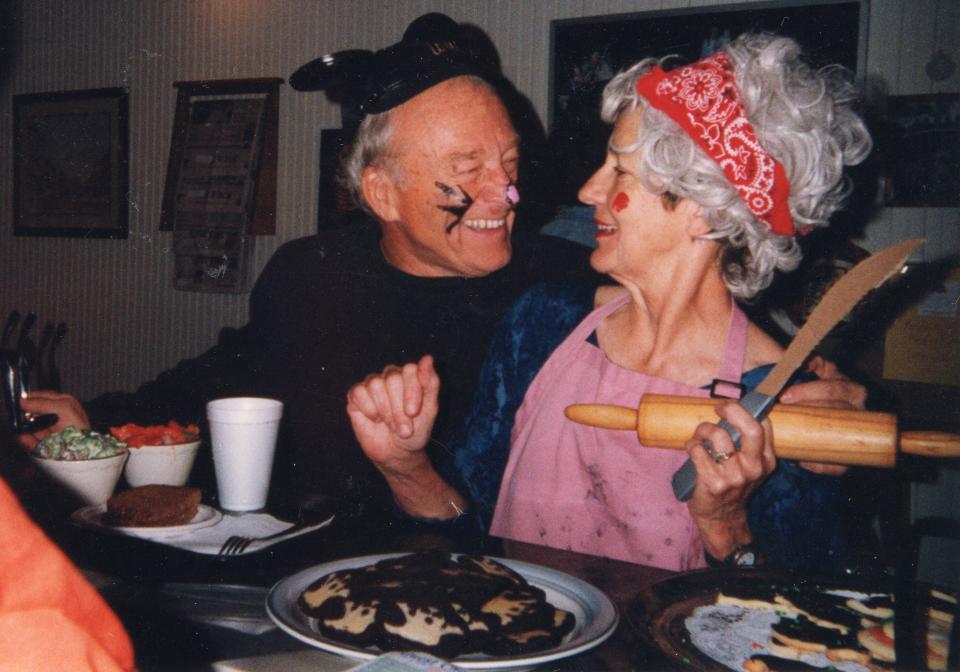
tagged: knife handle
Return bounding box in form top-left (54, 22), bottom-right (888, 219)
top-left (671, 460), bottom-right (698, 502)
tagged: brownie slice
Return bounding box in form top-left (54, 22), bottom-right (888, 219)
top-left (105, 484), bottom-right (201, 527)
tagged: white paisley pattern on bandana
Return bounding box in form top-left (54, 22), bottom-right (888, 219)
top-left (635, 52), bottom-right (795, 237)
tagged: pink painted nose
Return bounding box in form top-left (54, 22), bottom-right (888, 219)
top-left (506, 184), bottom-right (520, 206)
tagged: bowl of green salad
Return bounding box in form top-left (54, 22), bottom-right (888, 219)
top-left (31, 427), bottom-right (129, 506)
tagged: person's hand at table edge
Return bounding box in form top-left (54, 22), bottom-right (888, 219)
top-left (16, 391), bottom-right (90, 451)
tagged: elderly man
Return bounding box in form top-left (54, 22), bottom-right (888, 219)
top-left (17, 16), bottom-right (595, 516)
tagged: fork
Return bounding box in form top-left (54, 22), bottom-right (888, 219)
top-left (217, 522), bottom-right (311, 556)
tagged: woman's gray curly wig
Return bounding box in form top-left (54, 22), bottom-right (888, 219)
top-left (600, 33), bottom-right (872, 298)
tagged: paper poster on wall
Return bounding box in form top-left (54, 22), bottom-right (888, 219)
top-left (160, 78), bottom-right (282, 293)
top-left (883, 267), bottom-right (960, 386)
top-left (171, 95), bottom-right (265, 293)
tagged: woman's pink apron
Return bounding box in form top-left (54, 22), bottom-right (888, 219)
top-left (490, 293), bottom-right (747, 570)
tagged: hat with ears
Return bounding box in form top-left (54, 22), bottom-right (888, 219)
top-left (289, 13), bottom-right (494, 119)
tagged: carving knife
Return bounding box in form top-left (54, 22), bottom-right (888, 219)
top-left (669, 238), bottom-right (922, 502)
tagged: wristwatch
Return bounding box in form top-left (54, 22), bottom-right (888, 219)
top-left (705, 544), bottom-right (761, 568)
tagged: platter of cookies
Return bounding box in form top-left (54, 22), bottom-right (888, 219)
top-left (266, 550), bottom-right (618, 669)
top-left (627, 569), bottom-right (957, 671)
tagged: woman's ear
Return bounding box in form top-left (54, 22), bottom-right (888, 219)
top-left (681, 200), bottom-right (711, 238)
top-left (360, 166), bottom-right (399, 222)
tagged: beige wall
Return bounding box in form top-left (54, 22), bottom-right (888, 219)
top-left (1, 0), bottom-right (958, 400)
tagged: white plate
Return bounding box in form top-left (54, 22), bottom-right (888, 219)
top-left (266, 552), bottom-right (619, 670)
top-left (71, 503), bottom-right (223, 539)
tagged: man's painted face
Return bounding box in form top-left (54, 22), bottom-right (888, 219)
top-left (376, 77), bottom-right (521, 278)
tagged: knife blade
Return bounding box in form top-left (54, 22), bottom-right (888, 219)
top-left (671, 238), bottom-right (922, 502)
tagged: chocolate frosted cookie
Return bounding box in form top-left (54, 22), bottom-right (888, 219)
top-left (846, 594), bottom-right (894, 621)
top-left (297, 552), bottom-right (576, 659)
top-left (743, 654), bottom-right (826, 671)
top-left (717, 583), bottom-right (795, 613)
top-left (297, 568), bottom-right (384, 646)
top-left (483, 607), bottom-right (576, 656)
top-left (457, 554), bottom-right (527, 586)
top-left (769, 614), bottom-right (870, 664)
top-left (774, 591), bottom-right (867, 634)
top-left (379, 599), bottom-right (471, 659)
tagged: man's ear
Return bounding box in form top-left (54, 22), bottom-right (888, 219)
top-left (360, 166), bottom-right (399, 222)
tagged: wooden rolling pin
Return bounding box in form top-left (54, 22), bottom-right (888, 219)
top-left (565, 394), bottom-right (960, 467)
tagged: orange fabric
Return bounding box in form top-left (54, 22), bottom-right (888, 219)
top-left (0, 478), bottom-right (135, 672)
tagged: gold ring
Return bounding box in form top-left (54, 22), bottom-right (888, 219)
top-left (703, 441), bottom-right (729, 464)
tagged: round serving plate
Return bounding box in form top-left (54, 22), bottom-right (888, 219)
top-left (266, 552), bottom-right (619, 670)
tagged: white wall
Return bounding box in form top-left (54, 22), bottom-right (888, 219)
top-left (1, 0), bottom-right (958, 400)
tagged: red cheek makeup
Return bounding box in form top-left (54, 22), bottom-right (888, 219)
top-left (612, 192), bottom-right (630, 212)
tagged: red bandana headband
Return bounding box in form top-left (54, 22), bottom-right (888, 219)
top-left (635, 52), bottom-right (796, 237)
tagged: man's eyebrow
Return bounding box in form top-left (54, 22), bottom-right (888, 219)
top-left (447, 150), bottom-right (482, 163)
top-left (447, 139), bottom-right (522, 163)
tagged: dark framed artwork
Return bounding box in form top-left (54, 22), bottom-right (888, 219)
top-left (882, 94), bottom-right (960, 207)
top-left (548, 0), bottom-right (868, 204)
top-left (13, 87), bottom-right (129, 238)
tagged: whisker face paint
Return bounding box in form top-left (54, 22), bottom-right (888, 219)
top-left (612, 192), bottom-right (630, 213)
top-left (435, 181), bottom-right (474, 233)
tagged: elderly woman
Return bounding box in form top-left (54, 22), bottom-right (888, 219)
top-left (348, 33), bottom-right (871, 571)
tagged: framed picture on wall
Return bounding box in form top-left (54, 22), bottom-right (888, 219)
top-left (882, 93), bottom-right (960, 207)
top-left (159, 78), bottom-right (282, 293)
top-left (13, 87), bottom-right (129, 238)
top-left (548, 0), bottom-right (868, 205)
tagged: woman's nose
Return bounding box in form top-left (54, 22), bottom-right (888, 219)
top-left (578, 168), bottom-right (606, 205)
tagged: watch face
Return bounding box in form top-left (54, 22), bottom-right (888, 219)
top-left (733, 549), bottom-right (757, 567)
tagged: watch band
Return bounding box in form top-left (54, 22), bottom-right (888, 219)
top-left (705, 543), bottom-right (762, 568)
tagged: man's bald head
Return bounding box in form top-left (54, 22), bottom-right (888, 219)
top-left (343, 75), bottom-right (501, 215)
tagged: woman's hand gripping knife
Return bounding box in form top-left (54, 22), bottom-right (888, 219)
top-left (781, 355), bottom-right (868, 475)
top-left (16, 391), bottom-right (90, 451)
top-left (685, 355), bottom-right (867, 563)
top-left (346, 355), bottom-right (468, 520)
top-left (686, 401), bottom-right (776, 564)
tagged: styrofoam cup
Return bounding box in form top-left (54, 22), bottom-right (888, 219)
top-left (206, 397), bottom-right (283, 512)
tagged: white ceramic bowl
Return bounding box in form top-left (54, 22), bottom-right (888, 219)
top-left (31, 453), bottom-right (128, 506)
top-left (123, 440), bottom-right (200, 487)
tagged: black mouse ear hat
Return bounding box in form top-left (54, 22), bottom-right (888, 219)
top-left (289, 13), bottom-right (492, 115)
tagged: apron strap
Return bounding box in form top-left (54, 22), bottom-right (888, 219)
top-left (567, 291), bottom-right (632, 343)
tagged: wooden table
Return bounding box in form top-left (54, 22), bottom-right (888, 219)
top-left (51, 507), bottom-right (681, 671)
